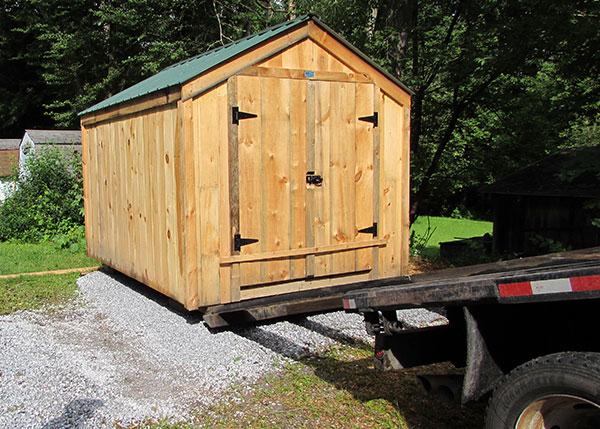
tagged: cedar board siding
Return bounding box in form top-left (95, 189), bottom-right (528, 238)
top-left (83, 104), bottom-right (186, 304)
top-left (82, 26), bottom-right (410, 310)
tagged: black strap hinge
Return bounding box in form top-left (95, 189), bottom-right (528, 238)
top-left (234, 233), bottom-right (259, 251)
top-left (232, 106), bottom-right (257, 125)
top-left (358, 112), bottom-right (378, 127)
top-left (358, 222), bottom-right (378, 237)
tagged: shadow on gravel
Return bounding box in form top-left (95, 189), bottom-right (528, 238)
top-left (98, 267), bottom-right (203, 325)
top-left (289, 316), bottom-right (372, 350)
top-left (42, 398), bottom-right (103, 429)
top-left (234, 326), bottom-right (309, 359)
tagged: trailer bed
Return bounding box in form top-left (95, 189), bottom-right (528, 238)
top-left (343, 247), bottom-right (600, 311)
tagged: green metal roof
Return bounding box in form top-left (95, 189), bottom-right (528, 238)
top-left (80, 14), bottom-right (412, 116)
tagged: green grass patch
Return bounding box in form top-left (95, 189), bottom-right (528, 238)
top-left (0, 241), bottom-right (99, 275)
top-left (411, 216), bottom-right (493, 259)
top-left (137, 345), bottom-right (484, 428)
top-left (0, 272), bottom-right (80, 315)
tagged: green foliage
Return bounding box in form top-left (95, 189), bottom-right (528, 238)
top-left (528, 234), bottom-right (570, 255)
top-left (409, 217), bottom-right (436, 258)
top-left (0, 146), bottom-right (83, 242)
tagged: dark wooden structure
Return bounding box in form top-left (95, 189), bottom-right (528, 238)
top-left (485, 147), bottom-right (600, 255)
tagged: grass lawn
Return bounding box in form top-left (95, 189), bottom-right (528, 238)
top-left (0, 241), bottom-right (99, 276)
top-left (0, 272), bottom-right (80, 315)
top-left (411, 216), bottom-right (493, 260)
top-left (140, 344), bottom-right (484, 428)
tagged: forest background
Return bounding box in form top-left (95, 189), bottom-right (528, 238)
top-left (0, 0), bottom-right (598, 219)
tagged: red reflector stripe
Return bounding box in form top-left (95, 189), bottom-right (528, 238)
top-left (498, 275), bottom-right (600, 297)
top-left (570, 275), bottom-right (600, 292)
top-left (498, 282), bottom-right (533, 297)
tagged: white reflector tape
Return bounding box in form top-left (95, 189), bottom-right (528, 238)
top-left (530, 278), bottom-right (572, 295)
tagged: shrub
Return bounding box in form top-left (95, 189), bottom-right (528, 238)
top-left (0, 145), bottom-right (84, 244)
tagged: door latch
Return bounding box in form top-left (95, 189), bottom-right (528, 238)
top-left (306, 171), bottom-right (323, 186)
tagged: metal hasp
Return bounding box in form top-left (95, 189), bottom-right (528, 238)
top-left (358, 112), bottom-right (378, 127)
top-left (359, 222), bottom-right (378, 237)
top-left (234, 234), bottom-right (258, 251)
top-left (232, 106), bottom-right (257, 125)
top-left (306, 171), bottom-right (323, 186)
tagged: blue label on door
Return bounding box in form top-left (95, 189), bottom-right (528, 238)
top-left (304, 70), bottom-right (315, 78)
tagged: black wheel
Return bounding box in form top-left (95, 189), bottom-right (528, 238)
top-left (485, 352), bottom-right (600, 429)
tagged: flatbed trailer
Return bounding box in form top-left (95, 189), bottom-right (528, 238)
top-left (342, 247), bottom-right (600, 428)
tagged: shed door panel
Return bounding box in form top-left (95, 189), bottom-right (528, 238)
top-left (312, 80), bottom-right (375, 277)
top-left (233, 75), bottom-right (376, 287)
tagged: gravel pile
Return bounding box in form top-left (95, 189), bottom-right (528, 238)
top-left (0, 270), bottom-right (375, 427)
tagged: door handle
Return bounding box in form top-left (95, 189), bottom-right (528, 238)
top-left (306, 171), bottom-right (323, 186)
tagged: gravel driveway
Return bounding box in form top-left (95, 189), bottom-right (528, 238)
top-left (0, 270), bottom-right (375, 427)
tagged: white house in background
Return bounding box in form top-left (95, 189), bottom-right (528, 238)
top-left (19, 129), bottom-right (82, 176)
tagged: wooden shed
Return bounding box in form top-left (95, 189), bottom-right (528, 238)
top-left (79, 15), bottom-right (412, 311)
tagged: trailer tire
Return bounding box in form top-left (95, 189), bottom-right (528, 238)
top-left (485, 352), bottom-right (600, 429)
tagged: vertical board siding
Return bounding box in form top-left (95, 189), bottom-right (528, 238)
top-left (259, 39), bottom-right (353, 74)
top-left (83, 104), bottom-right (185, 302)
top-left (192, 84), bottom-right (227, 306)
top-left (313, 81), bottom-right (332, 276)
top-left (237, 75), bottom-right (264, 286)
top-left (329, 82), bottom-right (357, 275)
top-left (262, 76), bottom-right (292, 283)
top-left (289, 79), bottom-right (308, 279)
top-left (355, 83), bottom-right (375, 272)
top-left (180, 99), bottom-right (199, 309)
top-left (379, 94), bottom-right (404, 277)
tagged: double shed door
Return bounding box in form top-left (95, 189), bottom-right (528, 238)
top-left (229, 73), bottom-right (381, 287)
